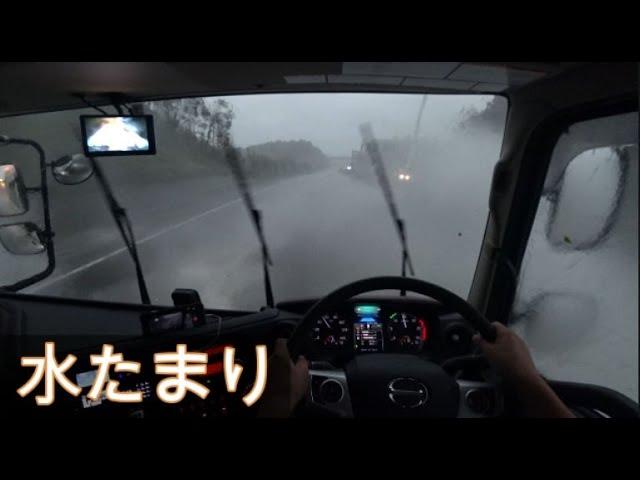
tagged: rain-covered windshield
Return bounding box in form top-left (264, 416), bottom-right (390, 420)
top-left (0, 93), bottom-right (507, 309)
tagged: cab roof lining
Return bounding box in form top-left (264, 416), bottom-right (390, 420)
top-left (0, 61), bottom-right (590, 118)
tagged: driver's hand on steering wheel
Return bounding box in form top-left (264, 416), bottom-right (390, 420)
top-left (472, 322), bottom-right (538, 384)
top-left (473, 322), bottom-right (575, 418)
top-left (258, 338), bottom-right (309, 418)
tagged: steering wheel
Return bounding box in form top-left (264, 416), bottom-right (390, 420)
top-left (288, 276), bottom-right (502, 418)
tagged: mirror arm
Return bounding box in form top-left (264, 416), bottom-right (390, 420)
top-left (0, 137), bottom-right (56, 291)
top-left (73, 93), bottom-right (109, 115)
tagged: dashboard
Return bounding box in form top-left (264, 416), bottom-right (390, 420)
top-left (5, 293), bottom-right (636, 419)
top-left (5, 296), bottom-right (477, 418)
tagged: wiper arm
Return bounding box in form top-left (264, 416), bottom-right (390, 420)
top-left (223, 145), bottom-right (275, 308)
top-left (90, 157), bottom-right (151, 305)
top-left (359, 123), bottom-right (415, 281)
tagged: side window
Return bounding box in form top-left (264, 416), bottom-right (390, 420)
top-left (512, 111), bottom-right (638, 400)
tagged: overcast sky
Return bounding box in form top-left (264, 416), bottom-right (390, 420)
top-left (206, 93), bottom-right (493, 157)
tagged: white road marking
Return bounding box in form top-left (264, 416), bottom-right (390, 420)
top-left (28, 184), bottom-right (277, 292)
top-left (27, 171), bottom-right (336, 293)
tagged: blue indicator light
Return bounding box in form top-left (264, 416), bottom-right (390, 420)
top-left (355, 305), bottom-right (380, 315)
top-left (360, 317), bottom-right (376, 323)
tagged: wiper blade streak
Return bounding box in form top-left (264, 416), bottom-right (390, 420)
top-left (359, 123), bottom-right (415, 279)
top-left (91, 158), bottom-right (151, 305)
top-left (223, 145), bottom-right (275, 308)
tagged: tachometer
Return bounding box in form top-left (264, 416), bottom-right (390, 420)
top-left (387, 312), bottom-right (428, 351)
top-left (312, 313), bottom-right (349, 348)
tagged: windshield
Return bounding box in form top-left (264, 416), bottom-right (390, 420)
top-left (0, 93), bottom-right (507, 309)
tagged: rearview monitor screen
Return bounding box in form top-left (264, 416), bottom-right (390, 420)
top-left (81, 115), bottom-right (156, 156)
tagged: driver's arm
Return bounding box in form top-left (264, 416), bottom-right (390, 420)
top-left (473, 323), bottom-right (575, 418)
top-left (257, 338), bottom-right (309, 418)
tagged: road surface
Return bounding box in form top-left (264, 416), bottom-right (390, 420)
top-left (24, 160), bottom-right (492, 311)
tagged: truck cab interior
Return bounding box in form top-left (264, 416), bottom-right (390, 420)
top-left (0, 62), bottom-right (637, 419)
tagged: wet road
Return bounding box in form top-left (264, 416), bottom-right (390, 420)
top-left (24, 159), bottom-right (492, 311)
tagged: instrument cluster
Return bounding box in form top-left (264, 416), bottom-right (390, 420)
top-left (311, 303), bottom-right (432, 355)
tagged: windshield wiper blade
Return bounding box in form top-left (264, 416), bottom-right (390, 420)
top-left (359, 123), bottom-right (415, 282)
top-left (223, 145), bottom-right (275, 308)
top-left (90, 157), bottom-right (151, 305)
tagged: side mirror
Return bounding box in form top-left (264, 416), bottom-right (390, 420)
top-left (51, 154), bottom-right (94, 185)
top-left (0, 164), bottom-right (29, 216)
top-left (0, 137), bottom-right (55, 291)
top-left (546, 146), bottom-right (628, 250)
top-left (0, 222), bottom-right (46, 255)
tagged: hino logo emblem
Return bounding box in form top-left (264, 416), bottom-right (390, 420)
top-left (387, 378), bottom-right (429, 408)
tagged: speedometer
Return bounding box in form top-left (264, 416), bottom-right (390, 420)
top-left (312, 313), bottom-right (349, 348)
top-left (386, 312), bottom-right (428, 351)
